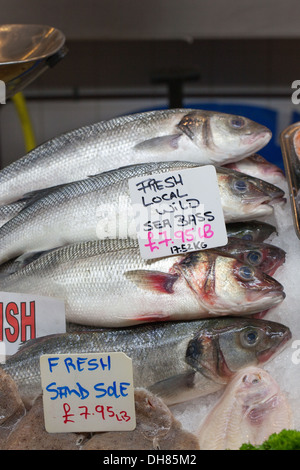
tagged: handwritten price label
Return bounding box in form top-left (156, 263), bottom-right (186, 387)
top-left (40, 353), bottom-right (136, 433)
top-left (128, 165), bottom-right (228, 259)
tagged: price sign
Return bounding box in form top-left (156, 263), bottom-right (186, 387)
top-left (0, 292), bottom-right (66, 359)
top-left (40, 352), bottom-right (136, 433)
top-left (128, 165), bottom-right (228, 259)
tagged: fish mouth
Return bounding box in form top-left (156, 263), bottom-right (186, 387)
top-left (250, 178), bottom-right (285, 202)
top-left (242, 194), bottom-right (285, 218)
top-left (269, 195), bottom-right (287, 206)
top-left (239, 199), bottom-right (274, 219)
top-left (246, 289), bottom-right (285, 310)
top-left (264, 261), bottom-right (285, 277)
top-left (242, 195), bottom-right (272, 206)
top-left (242, 130), bottom-right (272, 147)
top-left (272, 169), bottom-right (285, 178)
top-left (257, 327), bottom-right (292, 364)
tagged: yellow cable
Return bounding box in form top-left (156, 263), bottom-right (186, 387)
top-left (12, 92), bottom-right (36, 152)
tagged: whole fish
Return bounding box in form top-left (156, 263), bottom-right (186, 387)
top-left (0, 239), bottom-right (285, 327)
top-left (0, 109), bottom-right (271, 205)
top-left (0, 161), bottom-right (284, 264)
top-left (215, 237), bottom-right (285, 276)
top-left (0, 235), bottom-right (285, 279)
top-left (1, 318), bottom-right (291, 407)
top-left (197, 367), bottom-right (293, 450)
top-left (224, 154), bottom-right (285, 185)
top-left (226, 220), bottom-right (277, 242)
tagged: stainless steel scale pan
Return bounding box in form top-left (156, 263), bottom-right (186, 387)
top-left (0, 24), bottom-right (66, 99)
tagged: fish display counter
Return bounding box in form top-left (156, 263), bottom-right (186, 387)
top-left (0, 108), bottom-right (299, 451)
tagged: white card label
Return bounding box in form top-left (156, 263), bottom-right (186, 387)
top-left (128, 165), bottom-right (228, 259)
top-left (0, 292), bottom-right (66, 359)
top-left (40, 352), bottom-right (136, 433)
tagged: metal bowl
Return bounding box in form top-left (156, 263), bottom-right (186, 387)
top-left (0, 24), bottom-right (67, 99)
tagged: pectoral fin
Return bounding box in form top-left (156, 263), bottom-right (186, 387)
top-left (124, 270), bottom-right (179, 294)
top-left (134, 134), bottom-right (182, 152)
top-left (149, 372), bottom-right (197, 405)
top-left (149, 371), bottom-right (224, 405)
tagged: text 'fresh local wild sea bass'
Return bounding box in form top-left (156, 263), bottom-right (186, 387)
top-left (0, 239), bottom-right (285, 327)
top-left (1, 317), bottom-right (291, 407)
top-left (0, 161), bottom-right (285, 264)
top-left (0, 109), bottom-right (271, 204)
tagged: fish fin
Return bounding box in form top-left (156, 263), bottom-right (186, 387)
top-left (149, 372), bottom-right (197, 405)
top-left (134, 312), bottom-right (171, 322)
top-left (15, 184), bottom-right (68, 210)
top-left (124, 270), bottom-right (179, 294)
top-left (14, 249), bottom-right (58, 268)
top-left (252, 309), bottom-right (269, 319)
top-left (134, 134), bottom-right (182, 152)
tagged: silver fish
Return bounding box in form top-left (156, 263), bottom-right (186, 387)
top-left (0, 109), bottom-right (271, 205)
top-left (0, 161), bottom-right (284, 264)
top-left (1, 317), bottom-right (291, 407)
top-left (0, 235), bottom-right (285, 280)
top-left (0, 239), bottom-right (285, 327)
top-left (197, 366), bottom-right (293, 450)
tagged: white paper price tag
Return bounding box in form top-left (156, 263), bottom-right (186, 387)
top-left (40, 352), bottom-right (136, 433)
top-left (128, 165), bottom-right (228, 259)
top-left (0, 291), bottom-right (66, 359)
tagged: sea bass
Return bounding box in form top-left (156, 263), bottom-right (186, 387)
top-left (0, 161), bottom-right (285, 264)
top-left (224, 154), bottom-right (285, 185)
top-left (197, 367), bottom-right (293, 450)
top-left (0, 109), bottom-right (271, 205)
top-left (1, 318), bottom-right (291, 406)
top-left (0, 235), bottom-right (285, 279)
top-left (0, 239), bottom-right (285, 327)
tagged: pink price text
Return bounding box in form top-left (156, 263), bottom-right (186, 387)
top-left (144, 224), bottom-right (214, 253)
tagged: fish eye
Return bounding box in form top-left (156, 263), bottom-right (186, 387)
top-left (251, 378), bottom-right (260, 384)
top-left (233, 179), bottom-right (248, 193)
top-left (240, 329), bottom-right (259, 348)
top-left (238, 265), bottom-right (255, 281)
top-left (241, 234), bottom-right (253, 241)
top-left (242, 374), bottom-right (260, 384)
top-left (247, 250), bottom-right (263, 266)
top-left (230, 117), bottom-right (246, 129)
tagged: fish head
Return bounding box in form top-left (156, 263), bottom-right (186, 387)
top-left (224, 154), bottom-right (285, 184)
top-left (231, 367), bottom-right (280, 408)
top-left (185, 317), bottom-right (291, 383)
top-left (217, 167), bottom-right (285, 221)
top-left (225, 238), bottom-right (286, 276)
top-left (177, 111), bottom-right (271, 163)
top-left (173, 252), bottom-right (285, 315)
top-left (243, 154), bottom-right (285, 182)
top-left (243, 243), bottom-right (286, 276)
top-left (229, 258), bottom-right (285, 313)
top-left (226, 221), bottom-right (277, 242)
